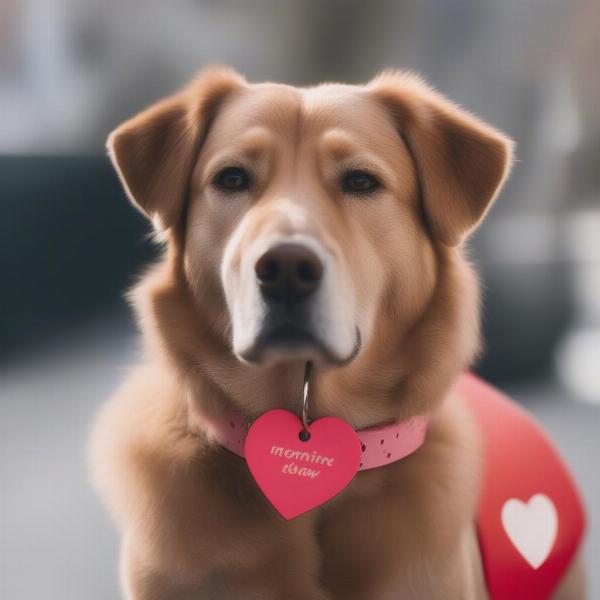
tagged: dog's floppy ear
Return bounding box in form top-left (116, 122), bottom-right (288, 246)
top-left (369, 71), bottom-right (513, 246)
top-left (107, 66), bottom-right (245, 230)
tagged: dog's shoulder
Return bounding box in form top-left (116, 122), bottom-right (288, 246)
top-left (89, 364), bottom-right (200, 526)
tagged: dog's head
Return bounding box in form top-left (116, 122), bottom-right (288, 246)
top-left (108, 67), bottom-right (512, 375)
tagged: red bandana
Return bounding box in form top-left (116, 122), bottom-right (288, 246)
top-left (458, 373), bottom-right (586, 600)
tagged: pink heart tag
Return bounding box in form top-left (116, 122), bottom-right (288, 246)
top-left (244, 409), bottom-right (361, 520)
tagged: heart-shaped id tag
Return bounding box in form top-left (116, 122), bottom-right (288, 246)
top-left (244, 409), bottom-right (361, 519)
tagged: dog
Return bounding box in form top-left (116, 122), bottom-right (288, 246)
top-left (90, 66), bottom-right (586, 599)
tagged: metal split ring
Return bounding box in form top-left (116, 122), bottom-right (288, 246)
top-left (300, 361), bottom-right (313, 437)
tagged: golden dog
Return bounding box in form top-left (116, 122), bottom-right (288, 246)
top-left (90, 67), bottom-right (585, 599)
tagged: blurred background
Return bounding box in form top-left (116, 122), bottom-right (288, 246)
top-left (1, 0), bottom-right (599, 598)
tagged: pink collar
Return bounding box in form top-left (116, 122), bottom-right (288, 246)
top-left (208, 408), bottom-right (429, 471)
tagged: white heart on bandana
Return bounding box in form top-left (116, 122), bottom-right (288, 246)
top-left (501, 494), bottom-right (558, 569)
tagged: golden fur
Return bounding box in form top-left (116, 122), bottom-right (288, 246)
top-left (90, 67), bottom-right (584, 599)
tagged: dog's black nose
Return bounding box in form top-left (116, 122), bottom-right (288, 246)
top-left (255, 243), bottom-right (323, 304)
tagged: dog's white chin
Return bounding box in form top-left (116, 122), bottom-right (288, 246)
top-left (236, 343), bottom-right (328, 368)
top-left (234, 327), bottom-right (361, 368)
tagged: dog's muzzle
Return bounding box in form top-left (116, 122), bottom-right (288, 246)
top-left (244, 242), bottom-right (325, 360)
top-left (223, 229), bottom-right (361, 366)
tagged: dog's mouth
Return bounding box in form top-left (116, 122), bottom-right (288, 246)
top-left (239, 318), bottom-right (362, 367)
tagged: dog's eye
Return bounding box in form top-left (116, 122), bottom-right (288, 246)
top-left (213, 167), bottom-right (251, 192)
top-left (342, 170), bottom-right (380, 195)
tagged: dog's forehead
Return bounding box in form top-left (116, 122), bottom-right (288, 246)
top-left (206, 81), bottom-right (399, 148)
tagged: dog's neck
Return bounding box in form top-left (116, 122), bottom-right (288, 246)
top-left (134, 242), bottom-right (480, 434)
